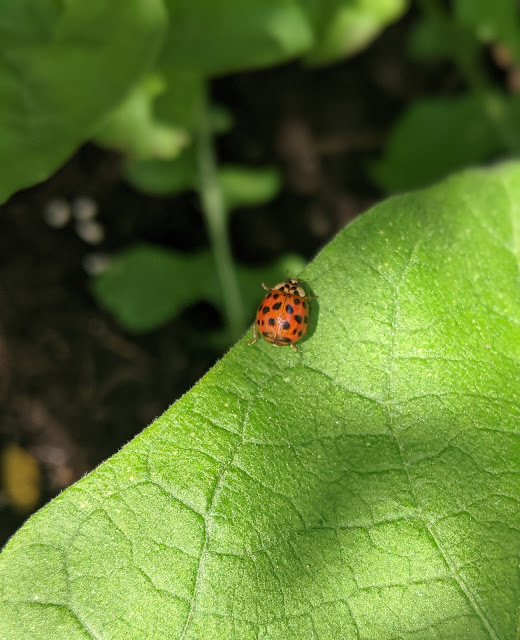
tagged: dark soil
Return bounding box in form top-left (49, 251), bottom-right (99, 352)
top-left (0, 18), bottom-right (446, 545)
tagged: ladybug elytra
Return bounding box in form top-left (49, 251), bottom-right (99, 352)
top-left (248, 279), bottom-right (314, 352)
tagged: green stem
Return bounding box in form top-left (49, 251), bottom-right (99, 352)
top-left (196, 85), bottom-right (245, 342)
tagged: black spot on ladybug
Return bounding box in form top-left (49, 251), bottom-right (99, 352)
top-left (295, 315), bottom-right (302, 324)
top-left (282, 321), bottom-right (290, 330)
top-left (261, 320), bottom-right (265, 326)
top-left (272, 302), bottom-right (282, 310)
top-left (265, 292), bottom-right (271, 298)
top-left (258, 303), bottom-right (263, 311)
top-left (263, 306), bottom-right (270, 314)
top-left (268, 318), bottom-right (276, 326)
top-left (292, 329), bottom-right (297, 335)
top-left (273, 293), bottom-right (279, 299)
top-left (298, 330), bottom-right (303, 337)
top-left (257, 319), bottom-right (260, 325)
top-left (302, 301), bottom-right (307, 308)
top-left (262, 331), bottom-right (269, 338)
top-left (294, 298), bottom-right (300, 304)
top-left (286, 304), bottom-right (294, 314)
top-left (304, 316), bottom-right (308, 323)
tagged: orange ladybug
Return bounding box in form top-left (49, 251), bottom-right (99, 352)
top-left (248, 279), bottom-right (313, 352)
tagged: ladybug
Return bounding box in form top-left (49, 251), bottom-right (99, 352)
top-left (249, 279), bottom-right (314, 352)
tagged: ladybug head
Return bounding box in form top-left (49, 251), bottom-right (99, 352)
top-left (273, 279), bottom-right (306, 297)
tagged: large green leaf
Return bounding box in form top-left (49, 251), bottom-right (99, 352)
top-left (2, 163), bottom-right (520, 639)
top-left (0, 0), bottom-right (166, 203)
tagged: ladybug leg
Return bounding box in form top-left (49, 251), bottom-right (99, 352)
top-left (248, 323), bottom-right (259, 346)
top-left (290, 343), bottom-right (298, 353)
top-left (261, 282), bottom-right (271, 291)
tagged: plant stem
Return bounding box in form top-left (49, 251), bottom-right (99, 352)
top-left (196, 84), bottom-right (245, 342)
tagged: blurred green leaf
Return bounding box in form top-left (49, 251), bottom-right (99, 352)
top-left (0, 0), bottom-right (411, 203)
top-left (91, 243), bottom-right (305, 333)
top-left (91, 245), bottom-right (215, 333)
top-left (94, 74), bottom-right (189, 160)
top-left (153, 67), bottom-right (205, 132)
top-left (371, 93), bottom-right (520, 191)
top-left (0, 0), bottom-right (166, 203)
top-left (219, 165), bottom-right (282, 210)
top-left (302, 0), bottom-right (409, 64)
top-left (407, 13), bottom-right (478, 63)
top-left (160, 0), bottom-right (313, 76)
top-left (455, 0), bottom-right (520, 62)
top-left (122, 105), bottom-right (234, 196)
top-left (123, 146), bottom-right (199, 195)
top-left (3, 163), bottom-right (520, 638)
